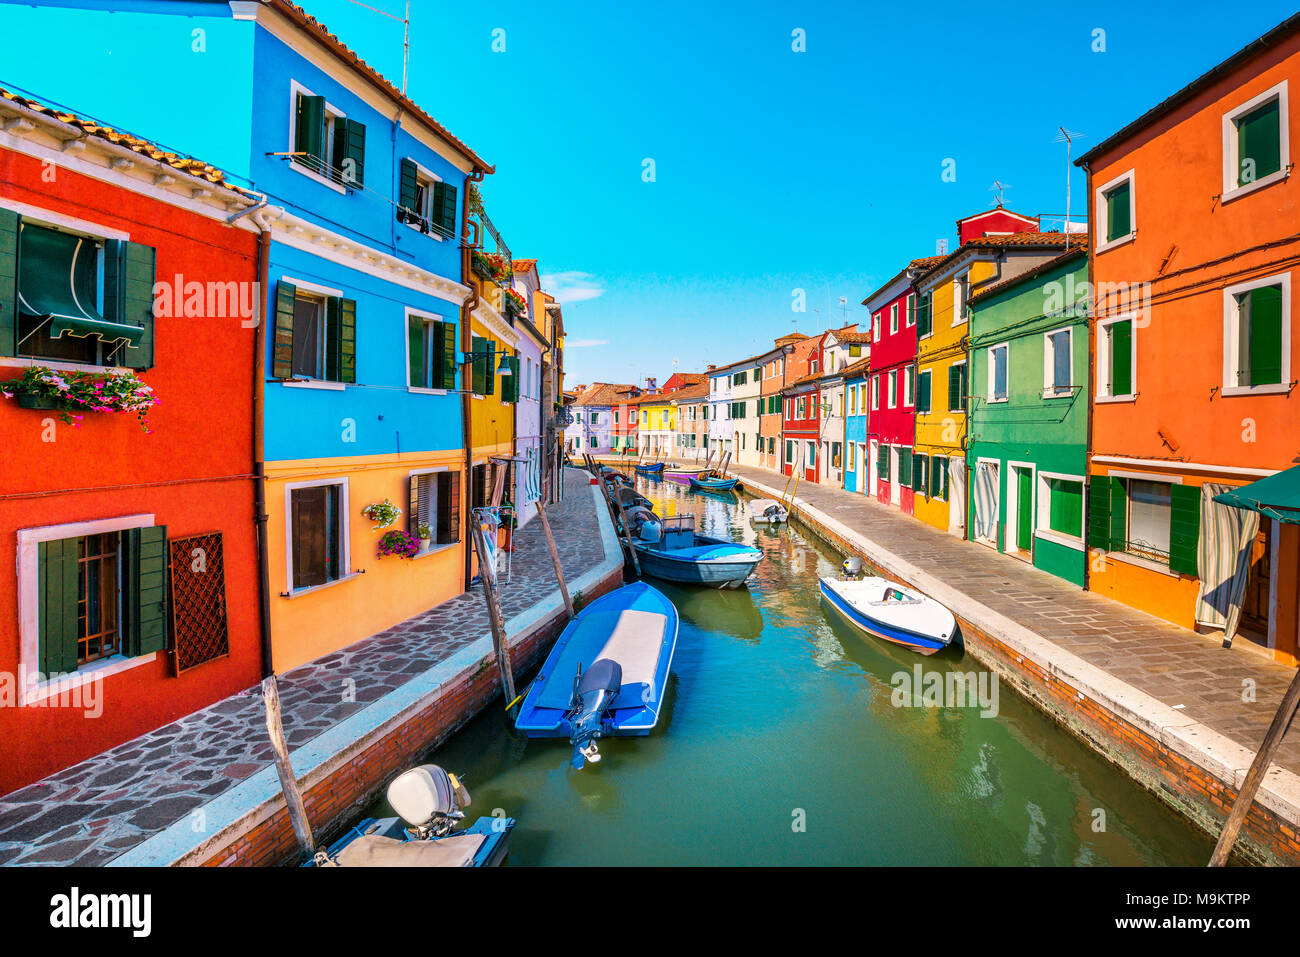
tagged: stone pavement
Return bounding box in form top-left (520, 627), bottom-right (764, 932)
top-left (723, 461), bottom-right (1300, 776)
top-left (0, 470), bottom-right (606, 866)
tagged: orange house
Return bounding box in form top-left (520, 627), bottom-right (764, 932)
top-left (1078, 13), bottom-right (1300, 664)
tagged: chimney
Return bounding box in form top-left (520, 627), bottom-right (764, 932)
top-left (645, 377), bottom-right (657, 391)
top-left (706, 364), bottom-right (716, 371)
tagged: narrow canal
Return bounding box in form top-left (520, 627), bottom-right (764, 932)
top-left (367, 473), bottom-right (1215, 865)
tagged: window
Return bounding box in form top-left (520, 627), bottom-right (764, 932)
top-left (408, 313), bottom-right (457, 390)
top-left (849, 386), bottom-right (857, 415)
top-left (410, 470), bottom-right (461, 550)
top-left (1038, 475), bottom-right (1084, 544)
top-left (797, 396), bottom-right (806, 419)
top-left (913, 452), bottom-right (928, 495)
top-left (904, 364), bottom-right (915, 407)
top-left (987, 344), bottom-right (1008, 402)
top-left (1224, 274), bottom-right (1289, 394)
top-left (273, 280), bottom-right (356, 383)
top-left (890, 303), bottom-right (899, 334)
top-left (876, 443), bottom-right (890, 481)
top-left (1097, 316), bottom-right (1135, 400)
top-left (906, 293), bottom-right (917, 327)
top-left (1044, 328), bottom-right (1072, 397)
top-left (1126, 479), bottom-right (1172, 563)
top-left (6, 214), bottom-right (157, 368)
top-left (871, 375), bottom-right (879, 410)
top-left (1223, 81), bottom-right (1288, 201)
top-left (1095, 169), bottom-right (1135, 251)
top-left (469, 334), bottom-right (498, 396)
top-left (873, 312), bottom-right (881, 342)
top-left (293, 86), bottom-right (365, 189)
top-left (831, 442), bottom-right (842, 469)
top-left (886, 370), bottom-right (896, 408)
top-left (810, 357), bottom-right (819, 375)
top-left (290, 481), bottom-right (346, 590)
top-left (953, 274), bottom-right (969, 326)
top-left (589, 436), bottom-right (597, 448)
top-left (932, 458), bottom-right (948, 501)
top-left (590, 412), bottom-right (600, 425)
top-left (806, 442), bottom-right (816, 467)
top-left (898, 447), bottom-right (912, 488)
top-left (733, 370), bottom-right (747, 386)
top-left (917, 369), bottom-right (932, 414)
top-left (786, 440), bottom-right (795, 464)
top-left (917, 291), bottom-right (932, 337)
top-left (399, 159), bottom-right (456, 236)
top-left (947, 361), bottom-right (966, 412)
top-left (848, 442), bottom-right (855, 472)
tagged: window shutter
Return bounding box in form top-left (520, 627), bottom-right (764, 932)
top-left (899, 448), bottom-right (912, 485)
top-left (0, 208), bottom-right (18, 356)
top-left (125, 525), bottom-right (169, 656)
top-left (918, 372), bottom-right (931, 413)
top-left (471, 335), bottom-right (486, 394)
top-left (1110, 321), bottom-right (1132, 395)
top-left (338, 297), bottom-right (356, 383)
top-left (947, 364), bottom-right (961, 411)
top-left (1169, 484), bottom-right (1201, 576)
top-left (438, 472), bottom-right (460, 544)
top-left (409, 314), bottom-right (426, 388)
top-left (1106, 182), bottom-right (1131, 243)
top-left (1238, 99), bottom-right (1281, 184)
top-left (1087, 477), bottom-right (1122, 551)
top-left (1247, 285), bottom-right (1283, 386)
top-left (272, 281), bottom-right (297, 379)
top-left (485, 339), bottom-right (496, 396)
top-left (38, 538), bottom-right (80, 675)
top-left (336, 118), bottom-right (366, 187)
top-left (918, 293), bottom-right (931, 336)
top-left (409, 472), bottom-right (422, 537)
top-left (104, 240), bottom-right (157, 369)
top-left (432, 181), bottom-right (458, 238)
top-left (296, 94), bottom-right (326, 166)
top-left (398, 158), bottom-right (419, 223)
top-left (441, 320), bottom-right (457, 391)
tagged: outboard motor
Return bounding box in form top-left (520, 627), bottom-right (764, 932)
top-left (842, 556), bottom-right (863, 579)
top-left (567, 658), bottom-right (623, 770)
top-left (637, 519), bottom-right (662, 544)
top-left (386, 764), bottom-right (471, 838)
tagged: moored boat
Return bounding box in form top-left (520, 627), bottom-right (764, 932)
top-left (633, 514), bottom-right (763, 588)
top-left (749, 498), bottom-right (788, 524)
top-left (688, 475), bottom-right (740, 492)
top-left (662, 466), bottom-right (712, 484)
top-left (818, 573), bottom-right (957, 655)
top-left (515, 581), bottom-right (679, 769)
top-left (634, 462), bottom-right (665, 474)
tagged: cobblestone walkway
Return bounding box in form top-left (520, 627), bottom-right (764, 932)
top-left (726, 462), bottom-right (1300, 775)
top-left (0, 470), bottom-right (606, 866)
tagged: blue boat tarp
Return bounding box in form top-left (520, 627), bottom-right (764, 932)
top-left (641, 542), bottom-right (758, 562)
top-left (533, 607), bottom-right (669, 711)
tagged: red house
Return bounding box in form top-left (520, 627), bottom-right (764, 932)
top-left (0, 89), bottom-right (263, 795)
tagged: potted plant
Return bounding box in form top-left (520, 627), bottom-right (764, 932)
top-left (503, 286), bottom-right (527, 318)
top-left (2, 365), bottom-right (159, 431)
top-left (361, 498), bottom-right (402, 530)
top-left (378, 529), bottom-right (421, 559)
top-left (472, 251), bottom-right (510, 283)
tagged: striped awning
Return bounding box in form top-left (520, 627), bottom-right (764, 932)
top-left (1213, 466), bottom-right (1300, 525)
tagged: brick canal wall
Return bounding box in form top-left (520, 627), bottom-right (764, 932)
top-left (737, 477), bottom-right (1300, 866)
top-left (202, 562), bottom-right (623, 867)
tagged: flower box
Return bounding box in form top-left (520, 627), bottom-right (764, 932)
top-left (3, 366), bottom-right (158, 430)
top-left (16, 394), bottom-right (73, 411)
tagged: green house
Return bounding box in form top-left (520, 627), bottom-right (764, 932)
top-left (966, 247), bottom-right (1089, 587)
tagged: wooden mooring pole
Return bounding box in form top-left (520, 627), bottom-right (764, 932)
top-left (535, 502), bottom-right (574, 619)
top-left (262, 674), bottom-right (316, 861)
top-left (1209, 667), bottom-right (1300, 865)
top-left (470, 517), bottom-right (518, 706)
top-left (596, 470), bottom-right (641, 577)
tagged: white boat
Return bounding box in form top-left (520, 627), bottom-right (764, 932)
top-left (818, 575), bottom-right (957, 655)
top-left (750, 498), bottom-right (788, 524)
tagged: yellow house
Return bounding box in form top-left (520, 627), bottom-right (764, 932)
top-left (638, 395), bottom-right (676, 457)
top-left (913, 224), bottom-right (1073, 537)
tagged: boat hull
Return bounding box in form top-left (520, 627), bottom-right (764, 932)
top-left (308, 815), bottom-right (513, 867)
top-left (662, 468), bottom-right (712, 484)
top-left (818, 577), bottom-right (955, 655)
top-left (634, 463), bottom-right (665, 474)
top-left (634, 534), bottom-right (763, 588)
top-left (688, 476), bottom-right (739, 492)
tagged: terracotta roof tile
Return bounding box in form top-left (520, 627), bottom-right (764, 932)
top-left (915, 232), bottom-right (1078, 284)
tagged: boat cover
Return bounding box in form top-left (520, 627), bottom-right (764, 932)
top-left (535, 608), bottom-right (668, 711)
top-left (642, 542), bottom-right (758, 562)
top-left (334, 832), bottom-right (485, 867)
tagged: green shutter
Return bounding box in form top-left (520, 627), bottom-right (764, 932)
top-left (272, 281), bottom-right (296, 379)
top-left (38, 538), bottom-right (80, 675)
top-left (399, 158), bottom-right (419, 223)
top-left (918, 371), bottom-right (931, 413)
top-left (295, 94), bottom-right (326, 166)
top-left (899, 448), bottom-right (912, 487)
top-left (1109, 320), bottom-right (1132, 396)
top-left (947, 364), bottom-right (962, 411)
top-left (1049, 479), bottom-right (1083, 537)
top-left (408, 472), bottom-right (422, 537)
top-left (917, 292), bottom-right (931, 337)
top-left (1238, 99), bottom-right (1281, 185)
top-left (336, 118), bottom-right (366, 187)
top-left (485, 339), bottom-right (496, 396)
top-left (1169, 484), bottom-right (1202, 576)
top-left (471, 334), bottom-right (486, 394)
top-left (1106, 181), bottom-right (1131, 243)
top-left (503, 355), bottom-right (519, 403)
top-left (409, 314), bottom-right (426, 388)
top-left (1088, 477), bottom-right (1117, 551)
top-left (0, 208), bottom-right (18, 356)
top-left (432, 181), bottom-right (458, 238)
top-left (440, 320), bottom-right (457, 391)
top-left (125, 525), bottom-right (169, 656)
top-left (338, 297), bottom-right (356, 383)
top-left (1246, 285), bottom-right (1283, 386)
top-left (105, 240), bottom-right (157, 369)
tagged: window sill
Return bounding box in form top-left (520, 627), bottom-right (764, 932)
top-left (408, 387), bottom-right (450, 396)
top-left (1221, 383), bottom-right (1290, 397)
top-left (289, 159), bottom-right (347, 195)
top-left (413, 541), bottom-right (458, 560)
top-left (20, 651), bottom-right (158, 707)
top-left (1041, 388), bottom-right (1074, 400)
top-left (1035, 529), bottom-right (1084, 552)
top-left (1094, 231), bottom-right (1136, 255)
top-left (403, 221), bottom-right (446, 242)
top-left (1101, 550), bottom-right (1181, 578)
top-left (987, 397), bottom-right (1008, 404)
top-left (282, 570), bottom-right (364, 599)
top-left (1094, 393), bottom-right (1136, 404)
top-left (1220, 170), bottom-right (1287, 205)
top-left (281, 379), bottom-right (346, 391)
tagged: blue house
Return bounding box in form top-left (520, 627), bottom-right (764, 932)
top-left (1, 0), bottom-right (498, 669)
top-left (842, 357), bottom-right (870, 494)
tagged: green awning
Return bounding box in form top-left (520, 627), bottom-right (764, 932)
top-left (1214, 465), bottom-right (1300, 525)
top-left (18, 223), bottom-right (141, 344)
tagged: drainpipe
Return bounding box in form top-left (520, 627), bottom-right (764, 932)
top-left (1081, 160), bottom-right (1095, 593)
top-left (461, 171), bottom-right (484, 590)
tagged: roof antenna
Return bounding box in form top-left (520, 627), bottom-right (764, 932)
top-left (1053, 127), bottom-right (1086, 241)
top-left (989, 180), bottom-right (1010, 208)
top-left (347, 0), bottom-right (411, 95)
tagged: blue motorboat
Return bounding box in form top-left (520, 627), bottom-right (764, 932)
top-left (633, 514), bottom-right (763, 588)
top-left (688, 475), bottom-right (740, 492)
top-left (515, 581), bottom-right (679, 769)
top-left (309, 764), bottom-right (513, 867)
top-left (634, 462), bottom-right (665, 475)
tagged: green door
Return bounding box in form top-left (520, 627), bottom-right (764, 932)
top-left (1016, 468), bottom-right (1033, 553)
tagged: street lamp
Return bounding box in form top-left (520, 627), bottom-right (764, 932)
top-left (461, 350), bottom-right (514, 375)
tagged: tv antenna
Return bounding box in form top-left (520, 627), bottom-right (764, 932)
top-left (989, 180), bottom-right (1011, 207)
top-left (1053, 127), bottom-right (1086, 241)
top-left (347, 0), bottom-right (411, 95)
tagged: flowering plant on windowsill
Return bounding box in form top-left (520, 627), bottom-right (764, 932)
top-left (472, 250), bottom-right (510, 283)
top-left (1, 366), bottom-right (159, 431)
top-left (378, 529), bottom-right (421, 559)
top-left (503, 286), bottom-right (527, 316)
top-left (361, 498), bottom-right (402, 530)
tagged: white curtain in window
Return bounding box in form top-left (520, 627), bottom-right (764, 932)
top-left (973, 462), bottom-right (999, 542)
top-left (1194, 482), bottom-right (1260, 642)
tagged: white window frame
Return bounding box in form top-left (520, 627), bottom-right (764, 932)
top-left (404, 306), bottom-right (454, 395)
top-left (903, 363), bottom-right (914, 407)
top-left (288, 79), bottom-right (347, 195)
top-left (1036, 470), bottom-right (1087, 552)
top-left (403, 158), bottom-right (447, 243)
top-left (1221, 80), bottom-right (1289, 204)
top-left (890, 303), bottom-right (899, 334)
top-left (986, 342), bottom-right (1009, 403)
top-left (279, 275), bottom-right (347, 391)
top-left (284, 477), bottom-right (353, 597)
top-left (16, 513), bottom-right (159, 707)
top-left (1042, 325), bottom-right (1074, 398)
top-left (952, 273), bottom-right (969, 327)
top-left (1222, 271), bottom-right (1291, 397)
top-left (1094, 168), bottom-right (1136, 254)
top-left (873, 312), bottom-right (882, 342)
top-left (871, 375), bottom-right (880, 410)
top-left (905, 292), bottom-right (917, 328)
top-left (1096, 313), bottom-right (1137, 403)
top-left (886, 370), bottom-right (896, 409)
top-left (1005, 459), bottom-right (1037, 558)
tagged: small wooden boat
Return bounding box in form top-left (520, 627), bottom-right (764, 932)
top-left (749, 498), bottom-right (788, 524)
top-left (818, 574), bottom-right (957, 655)
top-left (634, 462), bottom-right (665, 475)
top-left (309, 764), bottom-right (512, 867)
top-left (662, 466), bottom-right (712, 484)
top-left (688, 475), bottom-right (739, 492)
top-left (633, 514), bottom-right (763, 588)
top-left (515, 581), bottom-right (679, 769)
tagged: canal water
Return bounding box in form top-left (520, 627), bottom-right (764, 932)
top-left (364, 473), bottom-right (1215, 865)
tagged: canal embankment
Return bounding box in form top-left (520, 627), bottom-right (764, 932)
top-left (604, 457), bottom-right (1300, 865)
top-left (0, 468), bottom-right (622, 867)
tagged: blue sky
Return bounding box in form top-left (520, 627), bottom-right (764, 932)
top-left (3, 0), bottom-right (1297, 389)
